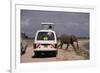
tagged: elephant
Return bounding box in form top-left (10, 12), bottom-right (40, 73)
top-left (57, 34), bottom-right (79, 52)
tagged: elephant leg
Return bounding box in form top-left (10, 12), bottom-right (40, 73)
top-left (66, 44), bottom-right (69, 50)
top-left (71, 43), bottom-right (77, 52)
top-left (57, 43), bottom-right (63, 49)
top-left (76, 41), bottom-right (80, 51)
top-left (75, 41), bottom-right (80, 54)
top-left (60, 43), bottom-right (63, 49)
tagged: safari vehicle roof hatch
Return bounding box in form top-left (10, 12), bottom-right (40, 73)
top-left (41, 22), bottom-right (55, 30)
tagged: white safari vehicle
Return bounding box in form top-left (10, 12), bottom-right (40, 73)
top-left (32, 23), bottom-right (57, 57)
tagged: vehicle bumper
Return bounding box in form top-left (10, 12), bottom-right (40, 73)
top-left (32, 49), bottom-right (57, 57)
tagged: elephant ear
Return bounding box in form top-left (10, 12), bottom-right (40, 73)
top-left (71, 35), bottom-right (78, 42)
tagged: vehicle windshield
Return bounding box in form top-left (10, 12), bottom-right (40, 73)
top-left (37, 32), bottom-right (55, 40)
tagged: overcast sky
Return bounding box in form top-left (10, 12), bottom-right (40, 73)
top-left (21, 10), bottom-right (89, 38)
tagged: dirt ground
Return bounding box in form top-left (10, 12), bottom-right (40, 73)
top-left (21, 39), bottom-right (89, 63)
